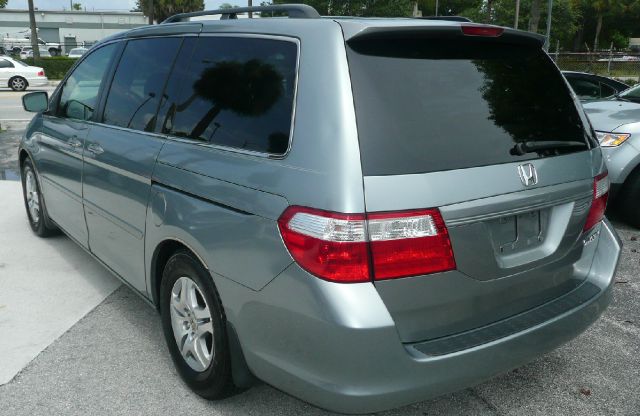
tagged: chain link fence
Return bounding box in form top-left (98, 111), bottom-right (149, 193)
top-left (552, 52), bottom-right (640, 84)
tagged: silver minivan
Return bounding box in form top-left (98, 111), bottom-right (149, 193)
top-left (19, 5), bottom-right (621, 414)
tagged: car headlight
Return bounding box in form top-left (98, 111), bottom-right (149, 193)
top-left (596, 131), bottom-right (631, 147)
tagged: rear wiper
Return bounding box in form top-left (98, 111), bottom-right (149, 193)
top-left (510, 141), bottom-right (588, 156)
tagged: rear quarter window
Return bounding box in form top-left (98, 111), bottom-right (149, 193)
top-left (157, 36), bottom-right (298, 155)
top-left (347, 38), bottom-right (590, 176)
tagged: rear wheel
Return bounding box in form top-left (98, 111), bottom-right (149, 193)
top-left (21, 159), bottom-right (58, 237)
top-left (160, 250), bottom-right (235, 399)
top-left (9, 76), bottom-right (27, 91)
top-left (619, 170), bottom-right (640, 228)
top-left (48, 48), bottom-right (60, 57)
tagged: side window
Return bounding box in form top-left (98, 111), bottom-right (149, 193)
top-left (0, 59), bottom-right (14, 68)
top-left (158, 36), bottom-right (298, 155)
top-left (568, 78), bottom-right (600, 99)
top-left (102, 37), bottom-right (181, 131)
top-left (599, 82), bottom-right (615, 98)
top-left (58, 43), bottom-right (117, 121)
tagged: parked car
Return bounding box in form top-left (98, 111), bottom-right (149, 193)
top-left (19, 5), bottom-right (621, 414)
top-left (1, 35), bottom-right (62, 56)
top-left (583, 83), bottom-right (640, 226)
top-left (0, 55), bottom-right (48, 91)
top-left (597, 55), bottom-right (640, 62)
top-left (18, 47), bottom-right (31, 60)
top-left (67, 47), bottom-right (88, 58)
top-left (0, 46), bottom-right (7, 56)
top-left (26, 49), bottom-right (51, 58)
top-left (562, 71), bottom-right (629, 100)
top-left (615, 82), bottom-right (640, 103)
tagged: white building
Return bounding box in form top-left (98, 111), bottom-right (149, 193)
top-left (0, 9), bottom-right (146, 53)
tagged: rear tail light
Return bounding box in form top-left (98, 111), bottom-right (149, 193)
top-left (278, 206), bottom-right (456, 283)
top-left (368, 210), bottom-right (456, 280)
top-left (37, 70), bottom-right (45, 77)
top-left (583, 172), bottom-right (609, 232)
top-left (461, 25), bottom-right (504, 37)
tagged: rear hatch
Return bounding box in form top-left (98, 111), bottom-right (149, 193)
top-left (344, 25), bottom-right (602, 343)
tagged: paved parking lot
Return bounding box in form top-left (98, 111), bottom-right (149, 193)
top-left (0, 127), bottom-right (638, 415)
top-left (0, 85), bottom-right (57, 123)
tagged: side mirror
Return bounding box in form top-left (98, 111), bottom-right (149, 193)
top-left (22, 91), bottom-right (49, 113)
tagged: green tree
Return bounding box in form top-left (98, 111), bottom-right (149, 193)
top-left (72, 2), bottom-right (82, 10)
top-left (0, 0), bottom-right (7, 8)
top-left (269, 0), bottom-right (413, 16)
top-left (136, 0), bottom-right (205, 23)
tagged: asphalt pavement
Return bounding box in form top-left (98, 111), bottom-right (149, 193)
top-left (0, 127), bottom-right (638, 415)
top-left (0, 84), bottom-right (57, 125)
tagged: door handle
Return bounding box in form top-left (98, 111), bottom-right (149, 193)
top-left (67, 136), bottom-right (82, 148)
top-left (86, 143), bottom-right (104, 155)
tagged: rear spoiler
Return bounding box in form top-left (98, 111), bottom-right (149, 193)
top-left (346, 24), bottom-right (545, 47)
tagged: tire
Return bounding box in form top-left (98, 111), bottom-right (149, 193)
top-left (21, 158), bottom-right (58, 237)
top-left (160, 250), bottom-right (235, 399)
top-left (49, 48), bottom-right (59, 57)
top-left (618, 169), bottom-right (640, 229)
top-left (9, 76), bottom-right (27, 92)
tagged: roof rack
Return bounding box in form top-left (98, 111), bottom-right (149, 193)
top-left (162, 4), bottom-right (321, 23)
top-left (418, 16), bottom-right (473, 22)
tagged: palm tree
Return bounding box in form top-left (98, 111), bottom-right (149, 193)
top-left (180, 59), bottom-right (283, 140)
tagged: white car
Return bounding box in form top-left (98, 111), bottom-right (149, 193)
top-left (26, 49), bottom-right (51, 58)
top-left (19, 47), bottom-right (32, 60)
top-left (67, 47), bottom-right (88, 58)
top-left (0, 55), bottom-right (48, 91)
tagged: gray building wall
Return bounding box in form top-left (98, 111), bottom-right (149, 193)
top-left (0, 9), bottom-right (146, 51)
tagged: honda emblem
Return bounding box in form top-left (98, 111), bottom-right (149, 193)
top-left (517, 163), bottom-right (538, 187)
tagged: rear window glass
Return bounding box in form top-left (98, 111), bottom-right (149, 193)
top-left (347, 38), bottom-right (589, 176)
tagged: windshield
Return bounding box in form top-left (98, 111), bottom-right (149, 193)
top-left (619, 84), bottom-right (640, 102)
top-left (347, 38), bottom-right (592, 176)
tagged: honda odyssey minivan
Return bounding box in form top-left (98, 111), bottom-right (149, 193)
top-left (19, 4), bottom-right (621, 414)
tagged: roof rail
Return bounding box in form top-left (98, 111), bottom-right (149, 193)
top-left (418, 16), bottom-right (473, 22)
top-left (162, 4), bottom-right (321, 23)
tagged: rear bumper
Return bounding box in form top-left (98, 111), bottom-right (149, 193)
top-left (221, 219), bottom-right (621, 414)
top-left (26, 77), bottom-right (48, 87)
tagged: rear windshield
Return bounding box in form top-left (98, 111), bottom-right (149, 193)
top-left (347, 38), bottom-right (590, 176)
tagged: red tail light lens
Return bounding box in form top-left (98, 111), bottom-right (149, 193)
top-left (37, 70), bottom-right (45, 77)
top-left (368, 209), bottom-right (456, 280)
top-left (277, 207), bottom-right (370, 283)
top-left (583, 172), bottom-right (609, 232)
top-left (278, 206), bottom-right (456, 283)
top-left (461, 25), bottom-right (504, 37)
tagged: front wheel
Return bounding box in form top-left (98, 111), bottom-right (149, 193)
top-left (9, 76), bottom-right (27, 91)
top-left (160, 250), bottom-right (235, 399)
top-left (21, 159), bottom-right (58, 237)
top-left (49, 48), bottom-right (60, 57)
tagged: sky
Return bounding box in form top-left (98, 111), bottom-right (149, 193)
top-left (5, 0), bottom-right (238, 12)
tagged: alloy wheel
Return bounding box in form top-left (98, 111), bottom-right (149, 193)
top-left (25, 169), bottom-right (40, 224)
top-left (11, 77), bottom-right (26, 91)
top-left (170, 276), bottom-right (215, 372)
